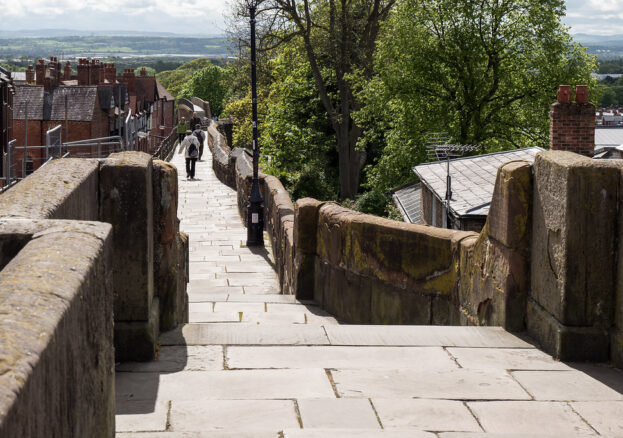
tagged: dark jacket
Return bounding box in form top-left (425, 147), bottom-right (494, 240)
top-left (190, 117), bottom-right (202, 131)
top-left (193, 128), bottom-right (205, 145)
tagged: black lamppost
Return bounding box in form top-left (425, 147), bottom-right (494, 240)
top-left (246, 3), bottom-right (264, 246)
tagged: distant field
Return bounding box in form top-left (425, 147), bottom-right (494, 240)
top-left (0, 36), bottom-right (229, 57)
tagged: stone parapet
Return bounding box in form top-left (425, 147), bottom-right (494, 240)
top-left (0, 220), bottom-right (114, 437)
top-left (206, 122), bottom-right (623, 366)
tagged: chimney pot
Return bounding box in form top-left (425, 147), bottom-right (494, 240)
top-left (550, 85), bottom-right (595, 157)
top-left (557, 85), bottom-right (571, 104)
top-left (575, 85), bottom-right (589, 104)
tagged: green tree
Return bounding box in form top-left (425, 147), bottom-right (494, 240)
top-left (356, 0), bottom-right (595, 191)
top-left (230, 0), bottom-right (396, 198)
top-left (180, 63), bottom-right (229, 116)
top-left (156, 58), bottom-right (215, 98)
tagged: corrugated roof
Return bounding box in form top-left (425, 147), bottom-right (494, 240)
top-left (11, 71), bottom-right (26, 81)
top-left (595, 127), bottom-right (623, 148)
top-left (413, 147), bottom-right (542, 217)
top-left (393, 183), bottom-right (422, 224)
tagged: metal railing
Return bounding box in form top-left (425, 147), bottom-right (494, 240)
top-left (1, 135), bottom-right (123, 191)
top-left (153, 125), bottom-right (179, 161)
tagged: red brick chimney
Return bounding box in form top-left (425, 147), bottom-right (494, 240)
top-left (25, 65), bottom-right (35, 84)
top-left (550, 85), bottom-right (595, 157)
top-left (77, 58), bottom-right (89, 85)
top-left (104, 63), bottom-right (117, 83)
top-left (64, 61), bottom-right (72, 81)
top-left (35, 59), bottom-right (45, 86)
top-left (89, 59), bottom-right (100, 85)
top-left (123, 69), bottom-right (136, 93)
top-left (140, 67), bottom-right (147, 77)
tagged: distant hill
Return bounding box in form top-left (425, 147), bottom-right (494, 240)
top-left (572, 34), bottom-right (623, 59)
top-left (0, 35), bottom-right (228, 58)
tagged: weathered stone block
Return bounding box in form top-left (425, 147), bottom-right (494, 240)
top-left (115, 297), bottom-right (160, 362)
top-left (100, 152), bottom-right (155, 322)
top-left (487, 160), bottom-right (533, 249)
top-left (370, 282), bottom-right (431, 325)
top-left (431, 294), bottom-right (457, 325)
top-left (178, 231), bottom-right (190, 323)
top-left (152, 160), bottom-right (181, 331)
top-left (294, 253), bottom-right (316, 300)
top-left (322, 266), bottom-right (371, 324)
top-left (294, 198), bottom-right (323, 255)
top-left (0, 221), bottom-right (114, 437)
top-left (527, 298), bottom-right (609, 361)
top-left (531, 151), bottom-right (619, 327)
top-left (0, 158), bottom-right (99, 220)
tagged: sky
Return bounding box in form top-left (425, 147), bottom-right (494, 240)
top-left (564, 0), bottom-right (623, 35)
top-left (0, 0), bottom-right (621, 36)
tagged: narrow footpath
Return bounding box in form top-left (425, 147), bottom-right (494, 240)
top-left (115, 138), bottom-right (623, 437)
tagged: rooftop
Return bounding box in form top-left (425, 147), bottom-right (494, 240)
top-left (13, 85), bottom-right (99, 121)
top-left (392, 183), bottom-right (422, 224)
top-left (413, 147), bottom-right (542, 217)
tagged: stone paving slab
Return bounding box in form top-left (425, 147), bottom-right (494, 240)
top-left (226, 346), bottom-right (459, 370)
top-left (512, 370), bottom-right (623, 401)
top-left (170, 399), bottom-right (300, 431)
top-left (117, 434), bottom-right (278, 438)
top-left (571, 401), bottom-right (623, 435)
top-left (160, 323), bottom-right (331, 345)
top-left (372, 399), bottom-right (481, 431)
top-left (324, 325), bottom-right (534, 348)
top-left (298, 398), bottom-right (380, 429)
top-left (332, 369), bottom-right (531, 399)
top-left (116, 399), bottom-right (169, 433)
top-left (283, 430), bottom-right (436, 437)
top-left (116, 346), bottom-right (224, 372)
top-left (467, 401), bottom-right (597, 435)
top-left (447, 348), bottom-right (571, 370)
top-left (116, 369), bottom-right (335, 401)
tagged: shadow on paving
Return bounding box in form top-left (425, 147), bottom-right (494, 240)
top-left (114, 343), bottom-right (189, 415)
top-left (568, 362), bottom-right (623, 393)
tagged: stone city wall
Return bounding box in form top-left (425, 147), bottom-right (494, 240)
top-left (208, 122), bottom-right (623, 367)
top-left (0, 153), bottom-right (189, 435)
top-left (0, 220), bottom-right (115, 437)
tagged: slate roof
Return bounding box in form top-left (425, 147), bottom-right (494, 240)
top-left (13, 86), bottom-right (45, 120)
top-left (113, 84), bottom-right (128, 107)
top-left (14, 85), bottom-right (98, 121)
top-left (413, 147), bottom-right (542, 218)
top-left (393, 183), bottom-right (422, 224)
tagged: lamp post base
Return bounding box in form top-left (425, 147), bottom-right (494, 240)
top-left (246, 201), bottom-right (264, 246)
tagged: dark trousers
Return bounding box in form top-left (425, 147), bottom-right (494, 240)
top-left (185, 158), bottom-right (197, 178)
top-left (178, 133), bottom-right (185, 144)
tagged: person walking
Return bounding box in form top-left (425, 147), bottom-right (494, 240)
top-left (178, 130), bottom-right (200, 179)
top-left (193, 126), bottom-right (205, 160)
top-left (190, 112), bottom-right (202, 131)
top-left (177, 117), bottom-right (188, 145)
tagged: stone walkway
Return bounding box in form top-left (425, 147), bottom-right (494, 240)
top-left (115, 140), bottom-right (623, 437)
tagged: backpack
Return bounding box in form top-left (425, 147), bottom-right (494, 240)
top-left (188, 142), bottom-right (199, 158)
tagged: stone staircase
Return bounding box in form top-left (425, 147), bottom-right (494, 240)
top-left (114, 138), bottom-right (623, 437)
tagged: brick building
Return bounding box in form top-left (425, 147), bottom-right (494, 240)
top-left (11, 57), bottom-right (175, 174)
top-left (0, 66), bottom-right (14, 183)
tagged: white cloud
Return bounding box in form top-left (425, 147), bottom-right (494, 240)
top-left (0, 0), bottom-right (228, 33)
top-left (564, 0), bottom-right (623, 35)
